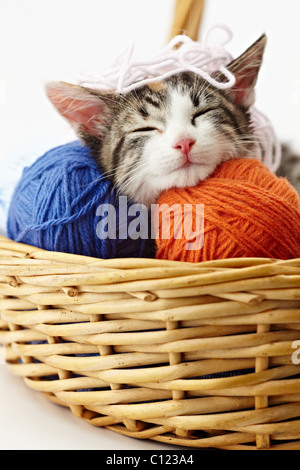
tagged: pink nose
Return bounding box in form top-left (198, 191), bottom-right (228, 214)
top-left (173, 138), bottom-right (195, 157)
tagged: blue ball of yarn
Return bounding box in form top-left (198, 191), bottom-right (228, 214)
top-left (7, 141), bottom-right (151, 259)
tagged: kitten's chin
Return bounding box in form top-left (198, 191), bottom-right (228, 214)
top-left (130, 165), bottom-right (216, 207)
top-left (170, 164), bottom-right (215, 187)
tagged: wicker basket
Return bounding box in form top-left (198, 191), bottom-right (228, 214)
top-left (1, 236), bottom-right (300, 450)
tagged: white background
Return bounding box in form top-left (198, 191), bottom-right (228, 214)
top-left (0, 0), bottom-right (300, 450)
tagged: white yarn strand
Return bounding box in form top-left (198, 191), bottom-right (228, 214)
top-left (78, 27), bottom-right (236, 93)
top-left (250, 108), bottom-right (282, 172)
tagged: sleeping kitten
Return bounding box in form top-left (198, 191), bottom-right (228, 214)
top-left (46, 35), bottom-right (273, 207)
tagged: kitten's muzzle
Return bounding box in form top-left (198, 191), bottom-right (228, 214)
top-left (173, 138), bottom-right (196, 162)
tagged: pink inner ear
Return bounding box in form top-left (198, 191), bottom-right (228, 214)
top-left (234, 77), bottom-right (251, 106)
top-left (46, 83), bottom-right (109, 137)
top-left (67, 104), bottom-right (103, 136)
top-left (231, 70), bottom-right (258, 107)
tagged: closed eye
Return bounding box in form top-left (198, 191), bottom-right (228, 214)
top-left (131, 127), bottom-right (158, 133)
top-left (192, 108), bottom-right (217, 125)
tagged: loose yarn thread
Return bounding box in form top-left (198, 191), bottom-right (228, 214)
top-left (79, 25), bottom-right (236, 93)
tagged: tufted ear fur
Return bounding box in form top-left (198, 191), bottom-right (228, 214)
top-left (45, 81), bottom-right (115, 141)
top-left (226, 34), bottom-right (267, 108)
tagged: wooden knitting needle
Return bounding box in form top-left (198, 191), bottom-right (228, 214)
top-left (169, 0), bottom-right (205, 42)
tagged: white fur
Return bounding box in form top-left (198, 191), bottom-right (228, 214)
top-left (129, 89), bottom-right (236, 207)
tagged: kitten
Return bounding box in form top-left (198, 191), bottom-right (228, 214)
top-left (46, 35), bottom-right (269, 207)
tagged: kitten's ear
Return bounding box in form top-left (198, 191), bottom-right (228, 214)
top-left (45, 81), bottom-right (114, 139)
top-left (226, 34), bottom-right (267, 108)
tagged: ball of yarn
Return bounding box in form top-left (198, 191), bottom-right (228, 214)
top-left (155, 157), bottom-right (300, 262)
top-left (7, 141), bottom-right (151, 259)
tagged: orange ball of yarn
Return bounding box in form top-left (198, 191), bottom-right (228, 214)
top-left (155, 158), bottom-right (300, 262)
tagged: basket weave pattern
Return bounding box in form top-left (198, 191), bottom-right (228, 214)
top-left (1, 235), bottom-right (300, 450)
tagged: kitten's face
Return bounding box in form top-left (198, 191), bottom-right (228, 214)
top-left (99, 73), bottom-right (252, 206)
top-left (46, 35), bottom-right (266, 206)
